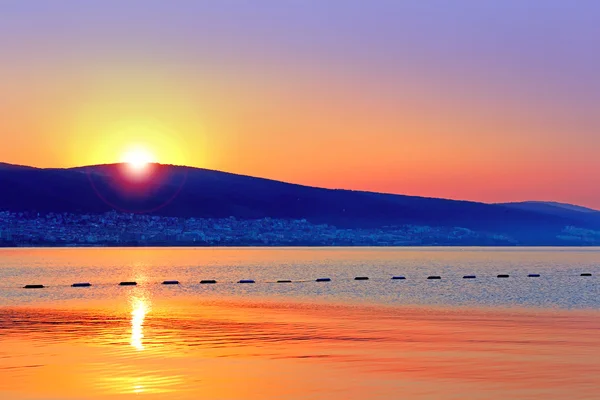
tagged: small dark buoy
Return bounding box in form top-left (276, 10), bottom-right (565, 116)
top-left (427, 276), bottom-right (441, 280)
top-left (316, 278), bottom-right (331, 282)
top-left (162, 280), bottom-right (179, 285)
top-left (580, 273), bottom-right (592, 277)
top-left (119, 281), bottom-right (137, 286)
top-left (392, 276), bottom-right (406, 280)
top-left (23, 284), bottom-right (44, 289)
top-left (497, 274), bottom-right (510, 278)
top-left (528, 274), bottom-right (540, 278)
top-left (72, 283), bottom-right (91, 287)
top-left (463, 275), bottom-right (476, 279)
top-left (277, 280), bottom-right (292, 283)
top-left (200, 280), bottom-right (217, 284)
top-left (354, 277), bottom-right (369, 281)
top-left (239, 279), bottom-right (255, 284)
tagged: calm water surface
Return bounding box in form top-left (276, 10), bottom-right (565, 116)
top-left (0, 247), bottom-right (599, 399)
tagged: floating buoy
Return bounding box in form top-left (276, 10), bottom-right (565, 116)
top-left (427, 276), bottom-right (441, 280)
top-left (463, 275), bottom-right (476, 279)
top-left (277, 280), bottom-right (292, 283)
top-left (316, 278), bottom-right (331, 282)
top-left (392, 276), bottom-right (406, 280)
top-left (580, 273), bottom-right (592, 277)
top-left (23, 284), bottom-right (44, 289)
top-left (354, 277), bottom-right (369, 281)
top-left (528, 274), bottom-right (540, 278)
top-left (200, 280), bottom-right (217, 284)
top-left (119, 281), bottom-right (137, 286)
top-left (71, 283), bottom-right (91, 287)
top-left (239, 279), bottom-right (255, 284)
top-left (497, 274), bottom-right (510, 278)
top-left (162, 280), bottom-right (179, 285)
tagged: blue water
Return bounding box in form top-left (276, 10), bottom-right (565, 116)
top-left (0, 247), bottom-right (598, 309)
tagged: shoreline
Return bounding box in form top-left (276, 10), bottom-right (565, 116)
top-left (2, 243), bottom-right (600, 248)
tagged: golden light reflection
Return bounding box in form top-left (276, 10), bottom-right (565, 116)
top-left (130, 295), bottom-right (150, 351)
top-left (133, 382), bottom-right (144, 394)
top-left (99, 373), bottom-right (181, 396)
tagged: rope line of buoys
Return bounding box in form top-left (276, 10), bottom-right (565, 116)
top-left (18, 272), bottom-right (597, 289)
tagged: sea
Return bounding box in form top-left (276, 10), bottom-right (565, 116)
top-left (0, 247), bottom-right (599, 399)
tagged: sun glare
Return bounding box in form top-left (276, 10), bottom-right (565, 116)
top-left (129, 293), bottom-right (150, 351)
top-left (121, 147), bottom-right (156, 171)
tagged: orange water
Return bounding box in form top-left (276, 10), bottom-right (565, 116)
top-left (1, 295), bottom-right (599, 399)
top-left (0, 247), bottom-right (599, 399)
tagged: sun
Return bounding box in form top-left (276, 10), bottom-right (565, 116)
top-left (121, 147), bottom-right (157, 172)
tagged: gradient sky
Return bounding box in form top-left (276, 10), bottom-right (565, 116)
top-left (1, 0), bottom-right (599, 207)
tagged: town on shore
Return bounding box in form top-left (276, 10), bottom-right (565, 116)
top-left (0, 210), bottom-right (527, 247)
top-left (1, 210), bottom-right (598, 247)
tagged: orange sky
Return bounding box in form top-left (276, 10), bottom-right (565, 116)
top-left (1, 2), bottom-right (599, 207)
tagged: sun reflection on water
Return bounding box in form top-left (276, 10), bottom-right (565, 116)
top-left (130, 295), bottom-right (150, 351)
top-left (133, 382), bottom-right (144, 394)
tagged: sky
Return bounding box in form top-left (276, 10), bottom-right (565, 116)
top-left (1, 0), bottom-right (599, 207)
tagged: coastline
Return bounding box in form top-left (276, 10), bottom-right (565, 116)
top-left (3, 243), bottom-right (600, 248)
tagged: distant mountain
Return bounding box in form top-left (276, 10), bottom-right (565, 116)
top-left (500, 201), bottom-right (598, 213)
top-left (499, 201), bottom-right (600, 226)
top-left (1, 162), bottom-right (599, 245)
top-left (540, 202), bottom-right (599, 213)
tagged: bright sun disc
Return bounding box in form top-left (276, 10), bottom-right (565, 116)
top-left (121, 147), bottom-right (156, 171)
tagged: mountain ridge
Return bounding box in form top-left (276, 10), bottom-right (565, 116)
top-left (67, 163), bottom-right (600, 211)
top-left (499, 201), bottom-right (599, 214)
top-left (6, 162), bottom-right (596, 211)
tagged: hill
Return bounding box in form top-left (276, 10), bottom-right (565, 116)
top-left (499, 201), bottom-right (600, 226)
top-left (0, 162), bottom-right (598, 245)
